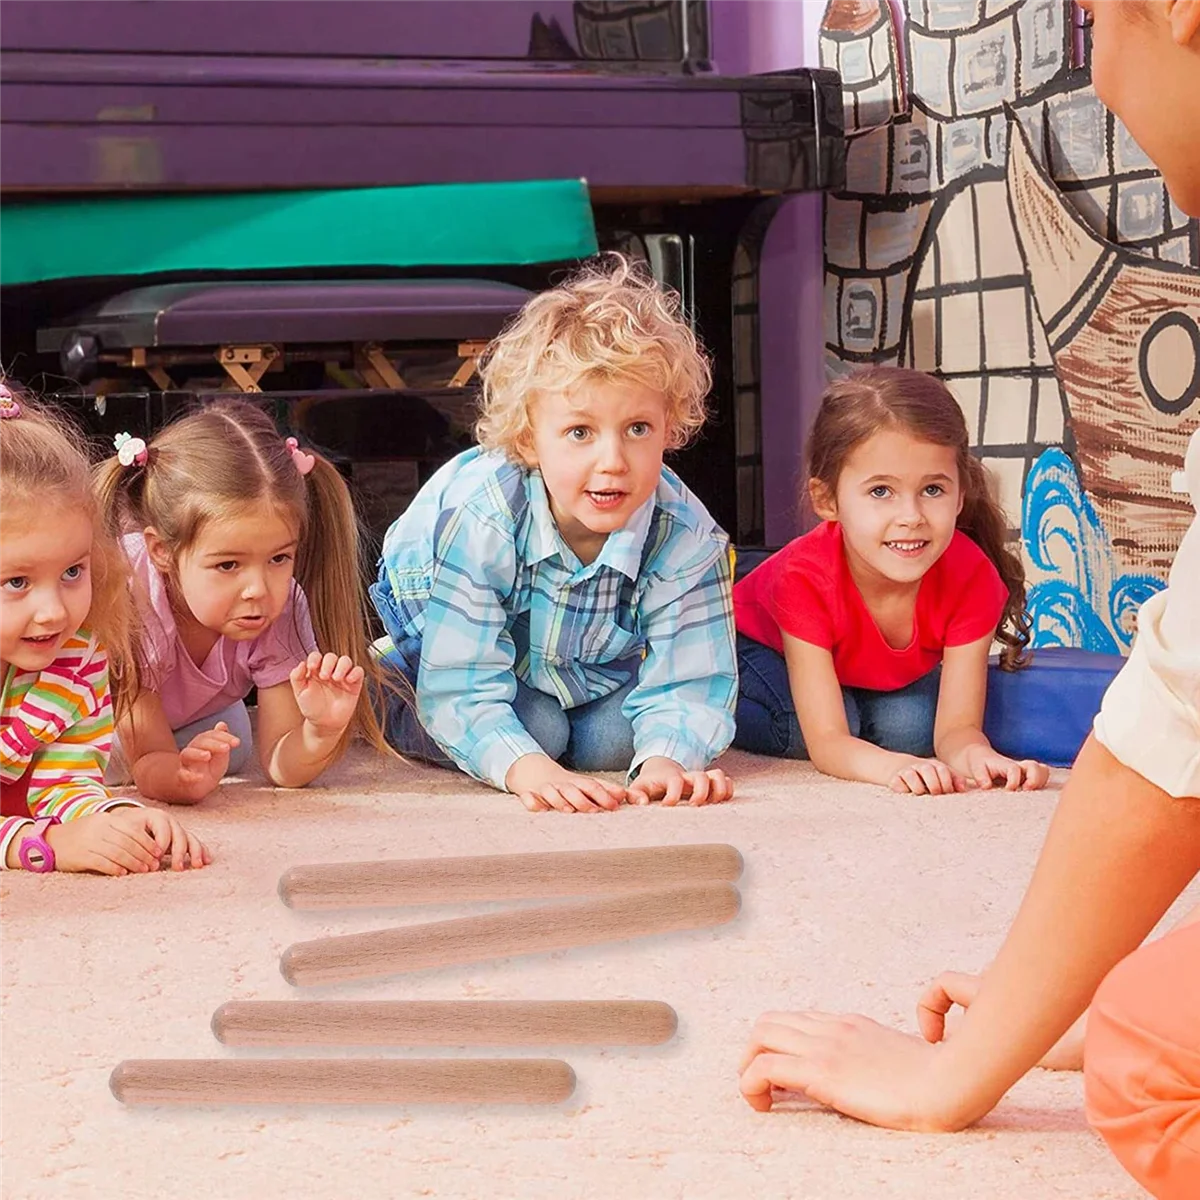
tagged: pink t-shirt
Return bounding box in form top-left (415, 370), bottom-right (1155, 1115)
top-left (123, 533), bottom-right (318, 730)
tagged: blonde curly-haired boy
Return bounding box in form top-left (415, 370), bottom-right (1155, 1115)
top-left (371, 255), bottom-right (737, 812)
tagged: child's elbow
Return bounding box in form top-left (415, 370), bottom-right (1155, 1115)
top-left (804, 732), bottom-right (843, 776)
top-left (163, 791), bottom-right (205, 807)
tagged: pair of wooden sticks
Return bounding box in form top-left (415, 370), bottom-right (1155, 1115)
top-left (111, 1000), bottom-right (679, 1106)
top-left (279, 844), bottom-right (744, 986)
top-left (111, 843), bottom-right (743, 1107)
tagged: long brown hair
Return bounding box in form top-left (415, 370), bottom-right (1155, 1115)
top-left (94, 399), bottom-right (391, 754)
top-left (807, 366), bottom-right (1031, 671)
top-left (0, 381), bottom-right (140, 712)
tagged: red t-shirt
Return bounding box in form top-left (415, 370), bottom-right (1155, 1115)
top-left (733, 522), bottom-right (1009, 691)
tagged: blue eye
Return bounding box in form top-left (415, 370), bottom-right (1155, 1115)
top-left (2, 576), bottom-right (29, 593)
top-left (566, 427), bottom-right (590, 442)
top-left (628, 422), bottom-right (650, 438)
top-left (924, 484), bottom-right (945, 497)
top-left (869, 485), bottom-right (891, 499)
top-left (62, 564), bottom-right (85, 582)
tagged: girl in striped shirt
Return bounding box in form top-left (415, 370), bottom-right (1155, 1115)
top-left (0, 384), bottom-right (207, 873)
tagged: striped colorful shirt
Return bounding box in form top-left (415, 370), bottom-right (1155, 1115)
top-left (1, 629), bottom-right (140, 868)
top-left (371, 447), bottom-right (737, 790)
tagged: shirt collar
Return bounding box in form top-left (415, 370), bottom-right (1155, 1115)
top-left (524, 470), bottom-right (656, 580)
top-left (524, 471), bottom-right (562, 566)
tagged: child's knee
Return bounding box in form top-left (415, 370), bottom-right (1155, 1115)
top-left (733, 696), bottom-right (805, 758)
top-left (859, 677), bottom-right (936, 756)
top-left (1085, 932), bottom-right (1200, 1200)
top-left (512, 684), bottom-right (570, 762)
top-left (567, 704), bottom-right (635, 772)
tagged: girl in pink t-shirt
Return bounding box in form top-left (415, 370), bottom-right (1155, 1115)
top-left (733, 367), bottom-right (1048, 795)
top-left (96, 401), bottom-right (390, 805)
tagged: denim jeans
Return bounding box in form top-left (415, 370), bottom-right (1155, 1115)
top-left (733, 634), bottom-right (939, 759)
top-left (376, 638), bottom-right (637, 774)
top-left (106, 699), bottom-right (254, 785)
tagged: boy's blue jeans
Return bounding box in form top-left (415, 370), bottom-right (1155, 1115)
top-left (733, 634), bottom-right (940, 759)
top-left (377, 638), bottom-right (637, 775)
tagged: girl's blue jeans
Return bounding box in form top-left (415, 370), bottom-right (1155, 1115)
top-left (377, 637), bottom-right (637, 773)
top-left (733, 634), bottom-right (940, 759)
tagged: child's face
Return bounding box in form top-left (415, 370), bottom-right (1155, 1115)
top-left (811, 429), bottom-right (964, 589)
top-left (522, 380), bottom-right (669, 563)
top-left (1080, 0), bottom-right (1200, 217)
top-left (0, 501), bottom-right (94, 672)
top-left (152, 503), bottom-right (299, 642)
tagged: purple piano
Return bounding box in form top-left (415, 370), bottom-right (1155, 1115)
top-left (0, 0), bottom-right (844, 543)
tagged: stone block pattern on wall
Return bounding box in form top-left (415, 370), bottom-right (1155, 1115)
top-left (819, 0), bottom-right (1200, 651)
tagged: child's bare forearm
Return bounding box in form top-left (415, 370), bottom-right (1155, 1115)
top-left (809, 735), bottom-right (914, 786)
top-left (935, 726), bottom-right (991, 767)
top-left (927, 736), bottom-right (1200, 1126)
top-left (264, 721), bottom-right (342, 788)
top-left (132, 752), bottom-right (207, 804)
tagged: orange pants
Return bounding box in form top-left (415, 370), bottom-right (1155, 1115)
top-left (1085, 921), bottom-right (1200, 1199)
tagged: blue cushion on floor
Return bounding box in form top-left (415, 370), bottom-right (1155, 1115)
top-left (984, 647), bottom-right (1125, 767)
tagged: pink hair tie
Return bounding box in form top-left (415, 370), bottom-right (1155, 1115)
top-left (285, 436), bottom-right (315, 476)
top-left (114, 431), bottom-right (148, 467)
top-left (0, 383), bottom-right (20, 420)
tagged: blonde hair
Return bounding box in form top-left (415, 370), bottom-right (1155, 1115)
top-left (475, 253), bottom-right (712, 458)
top-left (94, 400), bottom-right (391, 757)
top-left (0, 381), bottom-right (139, 714)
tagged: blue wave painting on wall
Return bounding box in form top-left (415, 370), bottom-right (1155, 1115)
top-left (1021, 449), bottom-right (1165, 653)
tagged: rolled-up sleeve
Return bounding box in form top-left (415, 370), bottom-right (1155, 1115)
top-left (416, 504), bottom-right (544, 790)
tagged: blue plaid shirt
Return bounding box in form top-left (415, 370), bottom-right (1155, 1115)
top-left (372, 448), bottom-right (737, 789)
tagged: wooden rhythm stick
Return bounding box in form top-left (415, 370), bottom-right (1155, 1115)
top-left (110, 1058), bottom-right (575, 1106)
top-left (211, 999), bottom-right (678, 1047)
top-left (281, 882), bottom-right (741, 987)
top-left (278, 843), bottom-right (743, 910)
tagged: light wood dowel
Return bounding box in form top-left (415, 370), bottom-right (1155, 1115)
top-left (281, 882), bottom-right (741, 987)
top-left (278, 843), bottom-right (743, 910)
top-left (211, 999), bottom-right (678, 1047)
top-left (109, 1058), bottom-right (575, 1106)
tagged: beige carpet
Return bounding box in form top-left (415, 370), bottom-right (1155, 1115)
top-left (5, 745), bottom-right (1192, 1200)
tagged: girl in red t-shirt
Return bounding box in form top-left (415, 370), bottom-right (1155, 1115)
top-left (733, 366), bottom-right (1049, 795)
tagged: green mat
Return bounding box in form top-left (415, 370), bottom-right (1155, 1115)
top-left (0, 179), bottom-right (598, 285)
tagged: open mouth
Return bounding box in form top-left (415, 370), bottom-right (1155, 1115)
top-left (22, 632), bottom-right (62, 647)
top-left (884, 539), bottom-right (930, 557)
top-left (233, 615), bottom-right (267, 629)
top-left (586, 490), bottom-right (627, 511)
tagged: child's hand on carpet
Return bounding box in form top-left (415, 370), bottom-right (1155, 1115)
top-left (137, 807), bottom-right (212, 872)
top-left (506, 754), bottom-right (627, 813)
top-left (917, 970), bottom-right (1086, 1071)
top-left (42, 808), bottom-right (209, 875)
top-left (888, 757), bottom-right (966, 796)
top-left (627, 758), bottom-right (734, 806)
top-left (738, 1009), bottom-right (961, 1131)
top-left (957, 747), bottom-right (1050, 791)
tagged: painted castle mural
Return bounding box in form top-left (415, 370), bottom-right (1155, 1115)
top-left (818, 0), bottom-right (1200, 652)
